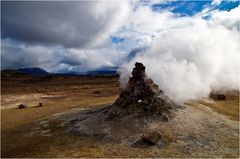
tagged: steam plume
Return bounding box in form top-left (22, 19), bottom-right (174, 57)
top-left (119, 7), bottom-right (240, 104)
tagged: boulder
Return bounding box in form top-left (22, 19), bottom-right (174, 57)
top-left (93, 90), bottom-right (101, 94)
top-left (133, 131), bottom-right (165, 148)
top-left (18, 103), bottom-right (28, 109)
top-left (210, 92), bottom-right (226, 100)
top-left (142, 131), bottom-right (163, 145)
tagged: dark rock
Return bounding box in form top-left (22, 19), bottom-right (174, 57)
top-left (38, 102), bottom-right (43, 107)
top-left (68, 62), bottom-right (181, 146)
top-left (108, 62), bottom-right (178, 119)
top-left (133, 131), bottom-right (165, 148)
top-left (18, 103), bottom-right (28, 109)
top-left (93, 133), bottom-right (107, 141)
top-left (131, 62), bottom-right (146, 81)
top-left (143, 99), bottom-right (148, 105)
top-left (93, 90), bottom-right (101, 94)
top-left (132, 138), bottom-right (156, 148)
top-left (66, 62), bottom-right (182, 149)
top-left (209, 92), bottom-right (226, 100)
top-left (142, 131), bottom-right (163, 145)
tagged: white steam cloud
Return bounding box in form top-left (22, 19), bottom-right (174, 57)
top-left (119, 6), bottom-right (240, 104)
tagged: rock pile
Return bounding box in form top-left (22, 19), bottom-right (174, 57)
top-left (108, 62), bottom-right (178, 120)
top-left (67, 62), bottom-right (179, 146)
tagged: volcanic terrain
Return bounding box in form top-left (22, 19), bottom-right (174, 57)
top-left (1, 64), bottom-right (239, 158)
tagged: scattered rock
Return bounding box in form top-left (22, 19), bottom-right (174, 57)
top-left (133, 131), bottom-right (165, 148)
top-left (39, 120), bottom-right (48, 125)
top-left (132, 138), bottom-right (156, 148)
top-left (142, 132), bottom-right (162, 144)
top-left (209, 92), bottom-right (226, 100)
top-left (93, 90), bottom-right (101, 94)
top-left (18, 103), bottom-right (28, 109)
top-left (42, 123), bottom-right (49, 128)
top-left (42, 133), bottom-right (52, 137)
top-left (58, 122), bottom-right (65, 128)
top-left (40, 129), bottom-right (51, 135)
top-left (38, 102), bottom-right (43, 107)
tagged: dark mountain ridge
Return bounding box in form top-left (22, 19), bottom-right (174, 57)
top-left (1, 67), bottom-right (118, 76)
top-left (17, 67), bottom-right (49, 76)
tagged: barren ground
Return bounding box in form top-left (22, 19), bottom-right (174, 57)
top-left (1, 74), bottom-right (239, 158)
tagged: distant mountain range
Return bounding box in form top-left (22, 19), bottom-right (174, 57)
top-left (17, 67), bottom-right (49, 76)
top-left (1, 67), bottom-right (118, 76)
top-left (1, 47), bottom-right (145, 77)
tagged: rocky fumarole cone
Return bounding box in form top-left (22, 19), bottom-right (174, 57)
top-left (108, 62), bottom-right (178, 121)
top-left (67, 62), bottom-right (180, 146)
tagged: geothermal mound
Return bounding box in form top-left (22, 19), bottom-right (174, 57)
top-left (107, 62), bottom-right (178, 121)
top-left (67, 62), bottom-right (179, 146)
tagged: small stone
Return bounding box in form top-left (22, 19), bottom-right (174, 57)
top-left (133, 131), bottom-right (165, 148)
top-left (18, 103), bottom-right (28, 109)
top-left (142, 131), bottom-right (163, 145)
top-left (40, 129), bottom-right (51, 135)
top-left (39, 120), bottom-right (48, 125)
top-left (143, 99), bottom-right (148, 105)
top-left (142, 106), bottom-right (150, 112)
top-left (93, 90), bottom-right (101, 94)
top-left (58, 122), bottom-right (65, 128)
top-left (42, 133), bottom-right (52, 137)
top-left (209, 92), bottom-right (226, 100)
top-left (42, 123), bottom-right (49, 127)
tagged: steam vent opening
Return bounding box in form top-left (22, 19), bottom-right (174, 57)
top-left (68, 62), bottom-right (180, 147)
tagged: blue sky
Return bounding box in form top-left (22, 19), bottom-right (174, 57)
top-left (152, 1), bottom-right (212, 16)
top-left (110, 0), bottom-right (239, 52)
top-left (138, 0), bottom-right (239, 15)
top-left (214, 0), bottom-right (239, 11)
top-left (111, 36), bottom-right (125, 43)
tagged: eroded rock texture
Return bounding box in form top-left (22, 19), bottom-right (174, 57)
top-left (68, 62), bottom-right (179, 146)
top-left (108, 62), bottom-right (178, 120)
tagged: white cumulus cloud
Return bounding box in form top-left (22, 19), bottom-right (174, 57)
top-left (118, 5), bottom-right (240, 104)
